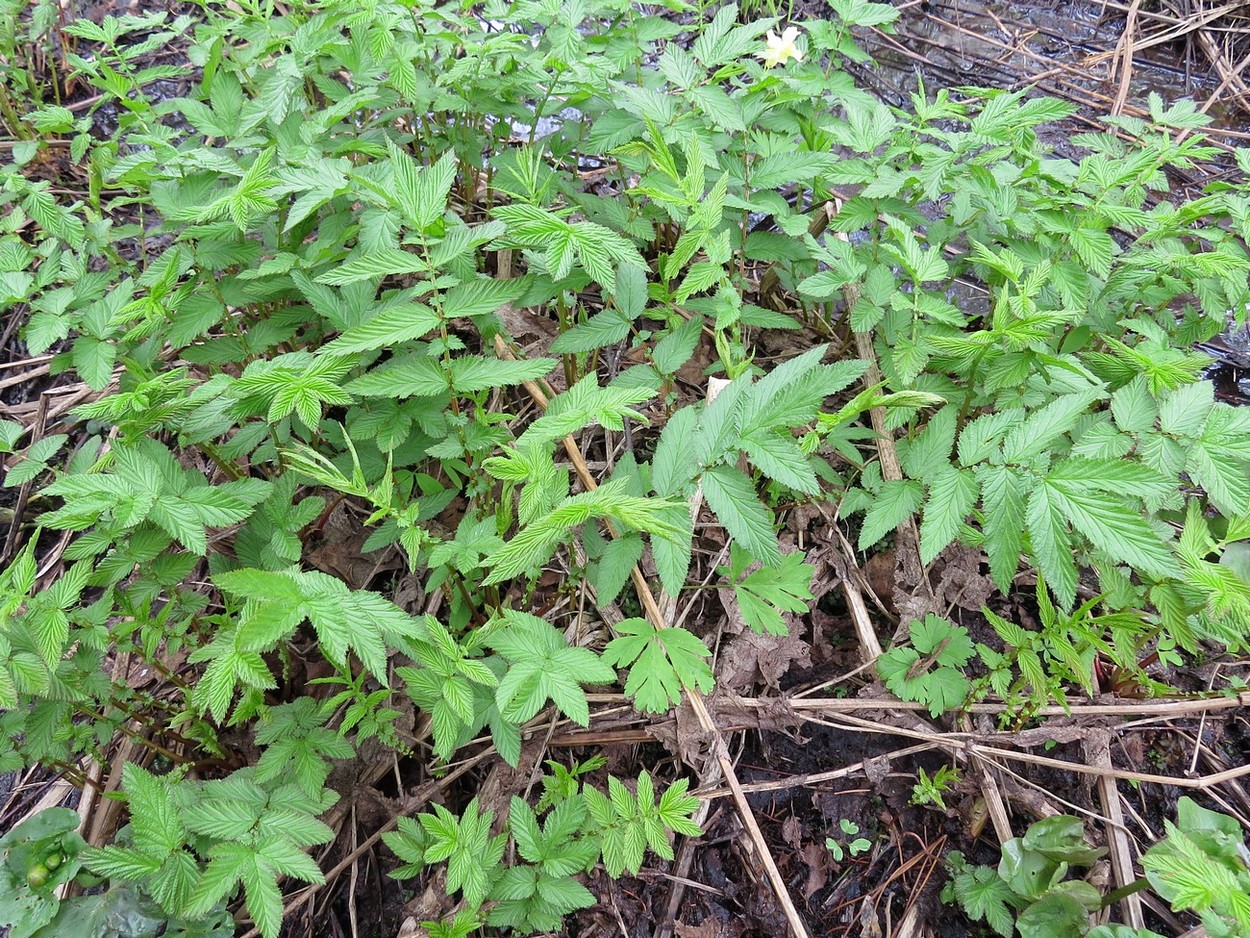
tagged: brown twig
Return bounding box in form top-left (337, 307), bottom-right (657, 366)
top-left (727, 690), bottom-right (1250, 718)
top-left (793, 707), bottom-right (1250, 790)
top-left (1085, 730), bottom-right (1145, 930)
top-left (1112, 0), bottom-right (1143, 116)
top-left (695, 742), bottom-right (936, 799)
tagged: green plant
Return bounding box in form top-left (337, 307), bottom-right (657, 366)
top-left (944, 816), bottom-right (1108, 938)
top-left (975, 577), bottom-right (1131, 719)
top-left (82, 764), bottom-right (334, 938)
top-left (910, 764), bottom-right (961, 810)
top-left (877, 614), bottom-right (976, 717)
top-left (604, 615), bottom-right (716, 714)
top-left (0, 0), bottom-right (65, 147)
top-left (1140, 797), bottom-right (1250, 937)
top-left (0, 808), bottom-right (86, 938)
top-left (383, 769), bottom-right (701, 933)
top-left (718, 544), bottom-right (816, 636)
top-left (825, 818), bottom-right (872, 862)
top-left (947, 802), bottom-right (1250, 938)
top-left (0, 805), bottom-right (232, 938)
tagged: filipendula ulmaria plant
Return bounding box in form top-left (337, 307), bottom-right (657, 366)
top-left (82, 764), bottom-right (334, 938)
top-left (395, 610), bottom-right (617, 767)
top-left (6, 1), bottom-right (1250, 936)
top-left (946, 802), bottom-right (1250, 938)
top-left (383, 768), bottom-right (701, 935)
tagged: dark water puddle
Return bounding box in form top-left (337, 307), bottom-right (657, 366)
top-left (1201, 320), bottom-right (1250, 404)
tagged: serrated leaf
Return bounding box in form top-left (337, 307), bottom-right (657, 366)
top-left (489, 610), bottom-right (615, 726)
top-left (483, 479), bottom-right (684, 586)
top-left (741, 429), bottom-right (819, 494)
top-left (1046, 457), bottom-right (1175, 500)
top-left (1001, 388), bottom-right (1103, 463)
top-left (652, 407), bottom-right (698, 499)
top-left (858, 479), bottom-right (924, 550)
top-left (977, 464), bottom-right (1026, 592)
top-left (920, 465), bottom-right (977, 564)
top-left (877, 645), bottom-right (970, 717)
top-left (389, 145), bottom-right (456, 232)
top-left (1110, 376), bottom-right (1156, 432)
top-left (1026, 484), bottom-right (1077, 609)
top-left (739, 346), bottom-right (867, 436)
top-left (443, 276), bottom-right (525, 320)
top-left (652, 315), bottom-right (702, 374)
top-left (910, 614), bottom-right (975, 665)
top-left (901, 406), bottom-right (957, 481)
top-left (652, 504), bottom-right (694, 597)
top-left (592, 533), bottom-right (643, 605)
top-left (518, 376), bottom-right (654, 447)
top-left (83, 845), bottom-right (163, 881)
top-left (701, 465), bottom-right (781, 566)
top-left (316, 248), bottom-right (424, 285)
top-left (1045, 482), bottom-right (1180, 580)
top-left (1158, 380), bottom-right (1215, 437)
top-left (318, 303), bottom-right (440, 355)
top-left (604, 617), bottom-right (713, 713)
top-left (550, 308), bottom-right (632, 354)
top-left (1187, 443), bottom-right (1250, 517)
top-left (952, 866), bottom-right (1015, 937)
top-left (733, 552), bottom-right (814, 635)
top-left (958, 410), bottom-right (1017, 466)
top-left (450, 356), bottom-right (557, 394)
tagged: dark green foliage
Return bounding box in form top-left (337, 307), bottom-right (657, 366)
top-left (0, 0), bottom-right (1248, 935)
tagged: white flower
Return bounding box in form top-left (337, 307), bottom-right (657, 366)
top-left (758, 27), bottom-right (804, 68)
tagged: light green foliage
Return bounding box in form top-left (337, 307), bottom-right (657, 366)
top-left (910, 765), bottom-right (961, 811)
top-left (536, 756), bottom-right (608, 813)
top-left (83, 766), bottom-right (198, 905)
top-left (401, 799), bottom-right (506, 909)
top-left (2, 434), bottom-right (67, 488)
top-left (978, 578), bottom-right (1126, 718)
top-left (182, 776), bottom-right (333, 938)
top-left (0, 541), bottom-right (90, 708)
top-left (719, 545), bottom-right (816, 636)
top-left (493, 798), bottom-right (598, 931)
top-left (948, 803), bottom-right (1249, 938)
top-left (253, 698), bottom-right (355, 795)
top-left (604, 617), bottom-right (714, 713)
top-left (481, 477), bottom-right (688, 586)
top-left (487, 609), bottom-right (616, 727)
top-left (40, 440), bottom-right (271, 555)
top-left (1142, 797), bottom-right (1250, 937)
top-left (309, 665), bottom-right (406, 752)
top-left (855, 383), bottom-right (1188, 611)
top-left (79, 764), bottom-right (330, 938)
top-left (383, 768), bottom-right (700, 934)
top-left (656, 347), bottom-right (867, 580)
top-left (877, 615), bottom-right (976, 717)
top-left (944, 816), bottom-right (1106, 938)
top-left (950, 864), bottom-right (1016, 938)
top-left (197, 567), bottom-right (428, 722)
top-left (825, 819), bottom-right (872, 862)
top-left (584, 771), bottom-right (703, 878)
top-left (0, 807), bottom-right (87, 938)
top-left (396, 616), bottom-right (515, 764)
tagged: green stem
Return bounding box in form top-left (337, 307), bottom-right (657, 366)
top-left (1100, 877), bottom-right (1151, 910)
